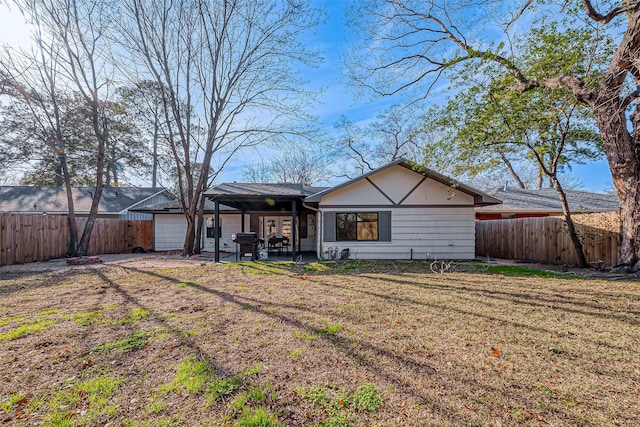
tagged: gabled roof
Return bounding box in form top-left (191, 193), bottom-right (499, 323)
top-left (304, 158), bottom-right (502, 206)
top-left (476, 187), bottom-right (619, 213)
top-left (0, 186), bottom-right (171, 214)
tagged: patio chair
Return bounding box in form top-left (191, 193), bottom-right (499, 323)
top-left (268, 236), bottom-right (280, 255)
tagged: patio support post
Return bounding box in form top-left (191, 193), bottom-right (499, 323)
top-left (241, 209), bottom-right (245, 232)
top-left (214, 199), bottom-right (220, 262)
top-left (291, 199), bottom-right (297, 261)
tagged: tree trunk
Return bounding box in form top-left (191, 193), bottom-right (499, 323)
top-left (582, 12), bottom-right (640, 270)
top-left (617, 180), bottom-right (640, 269)
top-left (183, 214), bottom-right (196, 256)
top-left (194, 197), bottom-right (205, 255)
top-left (78, 104), bottom-right (107, 256)
top-left (60, 153), bottom-right (79, 256)
top-left (535, 168), bottom-right (542, 190)
top-left (498, 152), bottom-right (526, 188)
top-left (54, 163), bottom-right (63, 186)
top-left (78, 183), bottom-right (105, 256)
top-left (550, 176), bottom-right (588, 268)
top-left (590, 91), bottom-right (640, 269)
top-left (152, 118), bottom-right (158, 188)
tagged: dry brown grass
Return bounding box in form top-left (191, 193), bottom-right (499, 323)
top-left (0, 260), bottom-right (639, 426)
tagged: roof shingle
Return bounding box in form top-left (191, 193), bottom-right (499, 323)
top-left (477, 187), bottom-right (619, 213)
top-left (0, 186), bottom-right (170, 214)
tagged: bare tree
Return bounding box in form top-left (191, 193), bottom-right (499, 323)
top-left (240, 145), bottom-right (333, 186)
top-left (241, 160), bottom-right (274, 183)
top-left (121, 0), bottom-right (320, 256)
top-left (347, 0), bottom-right (640, 269)
top-left (2, 0), bottom-right (117, 255)
top-left (117, 81), bottom-right (174, 188)
top-left (334, 105), bottom-right (428, 178)
top-left (269, 149), bottom-right (333, 186)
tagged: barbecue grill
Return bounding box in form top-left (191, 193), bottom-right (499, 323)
top-left (233, 232), bottom-right (259, 261)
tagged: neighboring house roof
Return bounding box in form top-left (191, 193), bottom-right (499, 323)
top-left (476, 187), bottom-right (620, 214)
top-left (0, 186), bottom-right (172, 215)
top-left (304, 158), bottom-right (501, 206)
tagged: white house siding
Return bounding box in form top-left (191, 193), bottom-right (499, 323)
top-left (201, 214), bottom-right (249, 252)
top-left (320, 178), bottom-right (393, 205)
top-left (316, 165), bottom-right (478, 260)
top-left (120, 211), bottom-right (153, 220)
top-left (121, 193), bottom-right (172, 220)
top-left (154, 215), bottom-right (188, 250)
top-left (154, 213), bottom-right (247, 251)
top-left (320, 165), bottom-right (475, 207)
top-left (320, 207), bottom-right (476, 260)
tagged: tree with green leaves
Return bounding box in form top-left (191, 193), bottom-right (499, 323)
top-left (347, 0), bottom-right (640, 268)
top-left (0, 89), bottom-right (152, 187)
top-left (425, 24), bottom-right (606, 267)
top-left (428, 75), bottom-right (602, 266)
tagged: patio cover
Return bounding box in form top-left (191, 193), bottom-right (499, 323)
top-left (203, 183), bottom-right (327, 262)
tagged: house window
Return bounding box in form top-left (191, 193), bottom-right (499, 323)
top-left (206, 217), bottom-right (221, 238)
top-left (336, 213), bottom-right (378, 241)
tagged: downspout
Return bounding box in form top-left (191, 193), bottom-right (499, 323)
top-left (214, 199), bottom-right (220, 263)
top-left (200, 194), bottom-right (206, 252)
top-left (303, 202), bottom-right (321, 260)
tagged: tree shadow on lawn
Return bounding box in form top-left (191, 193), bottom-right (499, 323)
top-left (354, 273), bottom-right (640, 326)
top-left (312, 273), bottom-right (637, 352)
top-left (0, 269), bottom-right (90, 296)
top-left (115, 265), bottom-right (591, 424)
top-left (87, 266), bottom-right (236, 380)
top-left (117, 266), bottom-right (476, 422)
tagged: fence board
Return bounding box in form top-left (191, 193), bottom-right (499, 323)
top-left (0, 214), bottom-right (152, 266)
top-left (476, 213), bottom-right (620, 267)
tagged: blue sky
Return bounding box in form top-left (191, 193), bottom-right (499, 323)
top-left (0, 1), bottom-right (614, 192)
top-left (220, 0), bottom-right (614, 192)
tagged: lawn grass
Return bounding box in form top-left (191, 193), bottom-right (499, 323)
top-left (471, 263), bottom-right (576, 278)
top-left (0, 260), bottom-right (638, 425)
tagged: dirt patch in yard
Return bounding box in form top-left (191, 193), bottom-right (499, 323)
top-left (1, 259), bottom-right (639, 426)
top-left (0, 251), bottom-right (224, 274)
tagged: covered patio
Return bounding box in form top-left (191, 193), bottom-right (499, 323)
top-left (203, 183), bottom-right (325, 263)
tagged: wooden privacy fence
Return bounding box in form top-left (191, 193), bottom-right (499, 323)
top-left (0, 213), bottom-right (153, 266)
top-left (475, 212), bottom-right (620, 266)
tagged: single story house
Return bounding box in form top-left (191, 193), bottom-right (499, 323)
top-left (0, 186), bottom-right (173, 220)
top-left (200, 159), bottom-right (501, 261)
top-left (475, 186), bottom-right (620, 220)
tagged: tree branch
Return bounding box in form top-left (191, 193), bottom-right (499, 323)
top-left (505, 0), bottom-right (534, 30)
top-left (621, 87), bottom-right (640, 109)
top-left (583, 0), bottom-right (639, 24)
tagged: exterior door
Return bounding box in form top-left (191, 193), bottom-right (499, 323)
top-left (261, 216), bottom-right (292, 240)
